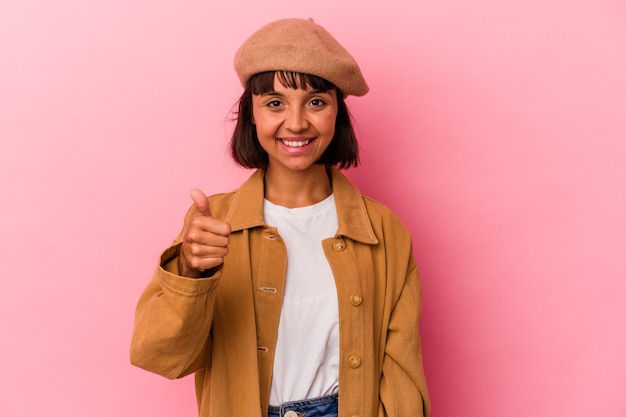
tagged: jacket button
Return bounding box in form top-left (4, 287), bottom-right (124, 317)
top-left (350, 294), bottom-right (362, 306)
top-left (348, 355), bottom-right (361, 368)
top-left (284, 412), bottom-right (298, 417)
top-left (333, 239), bottom-right (346, 251)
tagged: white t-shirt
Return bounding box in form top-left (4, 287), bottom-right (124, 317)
top-left (264, 194), bottom-right (339, 406)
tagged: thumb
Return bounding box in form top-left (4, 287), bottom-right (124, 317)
top-left (190, 188), bottom-right (212, 216)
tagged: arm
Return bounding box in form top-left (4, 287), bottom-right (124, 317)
top-left (379, 258), bottom-right (431, 417)
top-left (130, 243), bottom-right (222, 379)
top-left (130, 189), bottom-right (230, 379)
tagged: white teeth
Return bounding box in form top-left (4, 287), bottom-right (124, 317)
top-left (281, 139), bottom-right (311, 147)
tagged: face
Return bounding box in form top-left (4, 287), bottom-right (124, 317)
top-left (251, 75), bottom-right (338, 174)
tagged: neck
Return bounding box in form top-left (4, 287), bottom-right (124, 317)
top-left (264, 164), bottom-right (332, 208)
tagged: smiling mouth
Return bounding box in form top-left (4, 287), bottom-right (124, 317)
top-left (279, 139), bottom-right (312, 147)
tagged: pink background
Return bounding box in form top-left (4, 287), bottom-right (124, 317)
top-left (1, 0), bottom-right (625, 416)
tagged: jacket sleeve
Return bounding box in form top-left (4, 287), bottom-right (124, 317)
top-left (379, 256), bottom-right (431, 417)
top-left (130, 242), bottom-right (221, 379)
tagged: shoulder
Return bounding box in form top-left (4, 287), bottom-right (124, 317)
top-left (206, 190), bottom-right (238, 219)
top-left (362, 196), bottom-right (410, 233)
top-left (359, 195), bottom-right (415, 258)
top-left (360, 195), bottom-right (418, 275)
top-left (200, 169), bottom-right (266, 225)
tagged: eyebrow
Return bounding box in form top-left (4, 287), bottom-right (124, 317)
top-left (261, 89), bottom-right (329, 96)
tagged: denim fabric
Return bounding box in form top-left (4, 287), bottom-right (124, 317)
top-left (267, 393), bottom-right (338, 417)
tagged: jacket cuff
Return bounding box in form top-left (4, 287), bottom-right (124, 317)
top-left (157, 243), bottom-right (221, 296)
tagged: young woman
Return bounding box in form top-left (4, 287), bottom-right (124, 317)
top-left (131, 18), bottom-right (430, 417)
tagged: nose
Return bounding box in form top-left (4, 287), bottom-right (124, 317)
top-left (284, 106), bottom-right (309, 132)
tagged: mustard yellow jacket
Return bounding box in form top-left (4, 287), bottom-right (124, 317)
top-left (131, 168), bottom-right (430, 417)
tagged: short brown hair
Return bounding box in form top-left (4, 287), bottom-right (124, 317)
top-left (229, 71), bottom-right (359, 169)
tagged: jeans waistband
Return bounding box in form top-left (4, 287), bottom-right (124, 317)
top-left (267, 393), bottom-right (338, 417)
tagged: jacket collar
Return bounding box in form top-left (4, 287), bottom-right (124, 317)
top-left (225, 167), bottom-right (378, 245)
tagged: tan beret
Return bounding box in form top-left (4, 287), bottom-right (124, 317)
top-left (234, 18), bottom-right (369, 96)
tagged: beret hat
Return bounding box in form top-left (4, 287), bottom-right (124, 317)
top-left (234, 18), bottom-right (369, 96)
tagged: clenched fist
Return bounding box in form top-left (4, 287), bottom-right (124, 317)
top-left (178, 189), bottom-right (231, 278)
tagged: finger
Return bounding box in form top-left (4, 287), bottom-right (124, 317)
top-left (187, 241), bottom-right (229, 258)
top-left (183, 243), bottom-right (228, 272)
top-left (185, 256), bottom-right (225, 274)
top-left (190, 188), bottom-right (212, 216)
top-left (185, 223), bottom-right (231, 244)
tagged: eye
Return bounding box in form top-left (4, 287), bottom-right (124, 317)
top-left (309, 98), bottom-right (327, 107)
top-left (266, 100), bottom-right (282, 108)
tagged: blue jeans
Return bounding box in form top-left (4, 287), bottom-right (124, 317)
top-left (267, 393), bottom-right (338, 417)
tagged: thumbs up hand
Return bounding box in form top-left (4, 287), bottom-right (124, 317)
top-left (178, 189), bottom-right (232, 278)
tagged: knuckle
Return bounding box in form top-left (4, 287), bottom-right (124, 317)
top-left (187, 257), bottom-right (202, 270)
top-left (187, 243), bottom-right (200, 256)
top-left (189, 216), bottom-right (202, 228)
top-left (186, 230), bottom-right (200, 243)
